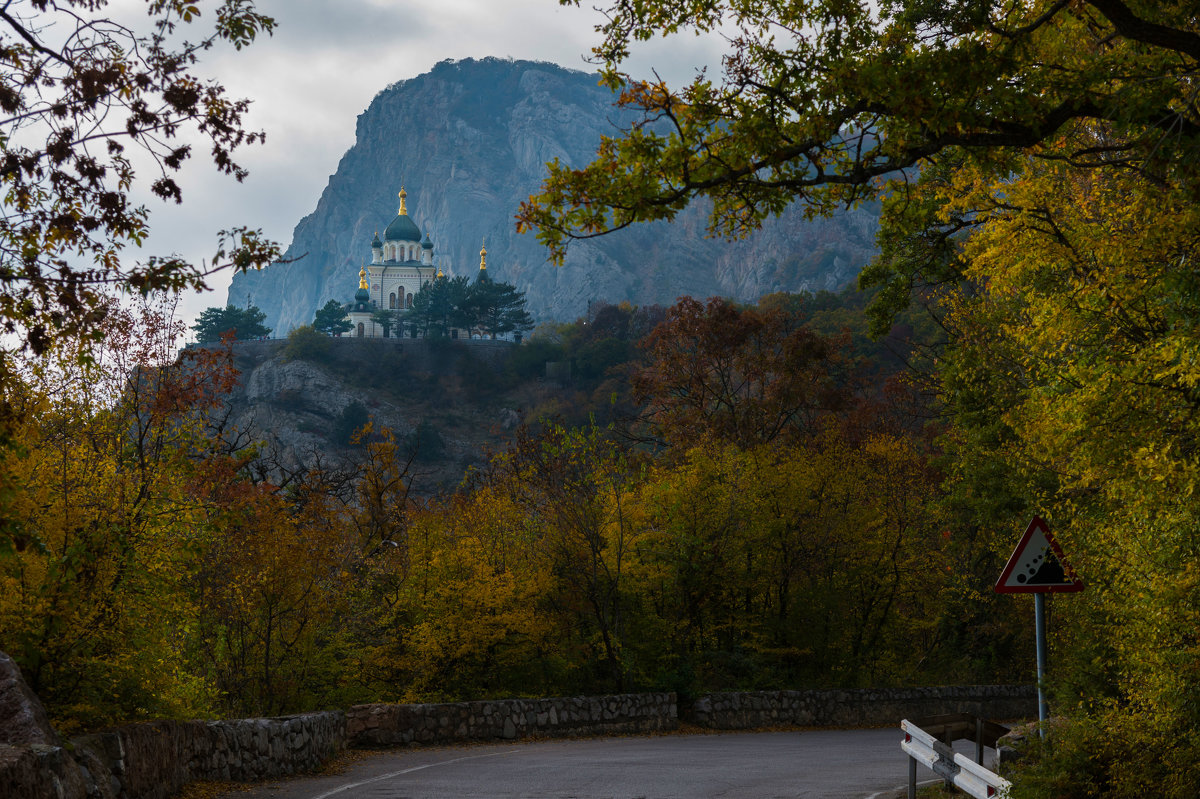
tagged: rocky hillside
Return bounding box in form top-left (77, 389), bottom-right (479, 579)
top-left (220, 337), bottom-right (541, 493)
top-left (228, 58), bottom-right (880, 334)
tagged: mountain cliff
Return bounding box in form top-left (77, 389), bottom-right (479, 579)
top-left (228, 57), bottom-right (880, 333)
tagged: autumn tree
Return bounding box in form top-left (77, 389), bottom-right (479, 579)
top-left (281, 324), bottom-right (331, 361)
top-left (623, 432), bottom-right (948, 691)
top-left (900, 152), bottom-right (1200, 796)
top-left (189, 456), bottom-right (356, 716)
top-left (491, 425), bottom-right (644, 691)
top-left (380, 489), bottom-right (557, 701)
top-left (0, 0), bottom-right (280, 353)
top-left (633, 297), bottom-right (849, 449)
top-left (0, 299), bottom-right (240, 729)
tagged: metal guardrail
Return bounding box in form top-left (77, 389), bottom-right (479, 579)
top-left (901, 715), bottom-right (1012, 799)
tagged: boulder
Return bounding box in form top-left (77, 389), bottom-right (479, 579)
top-left (0, 651), bottom-right (58, 747)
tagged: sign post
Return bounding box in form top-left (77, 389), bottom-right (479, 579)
top-left (994, 516), bottom-right (1082, 735)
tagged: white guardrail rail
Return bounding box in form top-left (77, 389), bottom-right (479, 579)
top-left (901, 718), bottom-right (1012, 799)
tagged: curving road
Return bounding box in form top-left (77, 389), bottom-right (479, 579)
top-left (220, 729), bottom-right (986, 799)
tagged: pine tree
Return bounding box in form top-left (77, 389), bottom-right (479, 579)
top-left (410, 276), bottom-right (471, 338)
top-left (313, 300), bottom-right (353, 336)
top-left (192, 305), bottom-right (271, 343)
top-left (465, 280), bottom-right (535, 340)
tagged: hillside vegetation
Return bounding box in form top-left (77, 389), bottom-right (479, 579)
top-left (0, 289), bottom-right (1026, 734)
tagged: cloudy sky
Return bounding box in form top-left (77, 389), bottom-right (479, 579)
top-left (123, 0), bottom-right (727, 328)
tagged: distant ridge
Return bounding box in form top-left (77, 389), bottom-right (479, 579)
top-left (229, 57), bottom-right (879, 333)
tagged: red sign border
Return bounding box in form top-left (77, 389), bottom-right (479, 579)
top-left (994, 516), bottom-right (1084, 594)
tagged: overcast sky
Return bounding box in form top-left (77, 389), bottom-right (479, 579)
top-left (122, 0), bottom-right (727, 329)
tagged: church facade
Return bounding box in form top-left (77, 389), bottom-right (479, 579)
top-left (346, 187), bottom-right (441, 338)
top-left (344, 188), bottom-right (492, 339)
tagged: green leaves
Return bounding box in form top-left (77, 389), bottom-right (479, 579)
top-left (408, 274), bottom-right (533, 339)
top-left (191, 303), bottom-right (270, 343)
top-left (523, 1), bottom-right (1200, 264)
top-left (0, 0), bottom-right (279, 352)
top-left (312, 299), bottom-right (352, 336)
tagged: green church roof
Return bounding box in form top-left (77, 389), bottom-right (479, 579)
top-left (383, 213), bottom-right (422, 243)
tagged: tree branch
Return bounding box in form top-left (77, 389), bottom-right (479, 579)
top-left (1086, 0), bottom-right (1200, 62)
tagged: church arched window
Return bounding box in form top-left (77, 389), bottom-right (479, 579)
top-left (389, 292), bottom-right (396, 309)
top-left (406, 293), bottom-right (413, 308)
top-left (357, 322), bottom-right (365, 338)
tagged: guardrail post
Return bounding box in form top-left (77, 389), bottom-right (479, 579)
top-left (976, 716), bottom-right (984, 765)
top-left (908, 755), bottom-right (916, 799)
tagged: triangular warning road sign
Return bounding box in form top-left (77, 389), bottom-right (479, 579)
top-left (995, 516), bottom-right (1083, 593)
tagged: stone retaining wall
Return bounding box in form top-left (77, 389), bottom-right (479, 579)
top-left (71, 712), bottom-right (346, 799)
top-left (1, 683), bottom-right (1035, 798)
top-left (688, 685), bottom-right (1037, 729)
top-left (347, 693), bottom-right (677, 748)
top-left (0, 712), bottom-right (344, 799)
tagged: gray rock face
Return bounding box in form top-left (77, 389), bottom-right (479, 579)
top-left (0, 651), bottom-right (58, 748)
top-left (214, 338), bottom-right (516, 491)
top-left (228, 57), bottom-right (879, 334)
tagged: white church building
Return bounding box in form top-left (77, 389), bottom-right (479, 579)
top-left (345, 186), bottom-right (489, 338)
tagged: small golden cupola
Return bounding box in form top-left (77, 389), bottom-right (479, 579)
top-left (354, 266), bottom-right (371, 307)
top-left (477, 239), bottom-right (491, 282)
top-left (383, 185), bottom-right (422, 245)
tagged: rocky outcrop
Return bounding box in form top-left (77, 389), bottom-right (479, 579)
top-left (0, 652), bottom-right (58, 748)
top-left (228, 58), bottom-right (879, 334)
top-left (212, 338), bottom-right (517, 489)
top-left (0, 652), bottom-right (89, 798)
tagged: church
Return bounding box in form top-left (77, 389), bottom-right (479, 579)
top-left (345, 187), bottom-right (488, 338)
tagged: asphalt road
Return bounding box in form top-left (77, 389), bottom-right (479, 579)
top-left (220, 729), bottom-right (988, 799)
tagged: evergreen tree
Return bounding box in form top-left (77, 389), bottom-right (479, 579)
top-left (465, 280), bottom-right (535, 340)
top-left (370, 308), bottom-right (402, 338)
top-left (192, 305), bottom-right (271, 343)
top-left (409, 276), bottom-right (471, 338)
top-left (313, 300), bottom-right (352, 337)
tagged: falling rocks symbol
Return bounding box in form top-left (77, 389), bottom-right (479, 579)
top-left (995, 516), bottom-right (1083, 594)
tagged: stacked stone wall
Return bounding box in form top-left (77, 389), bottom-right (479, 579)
top-left (1, 712), bottom-right (344, 799)
top-left (70, 712), bottom-right (346, 799)
top-left (688, 685), bottom-right (1037, 729)
top-left (1, 678), bottom-right (1036, 798)
top-left (347, 693), bottom-right (677, 748)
